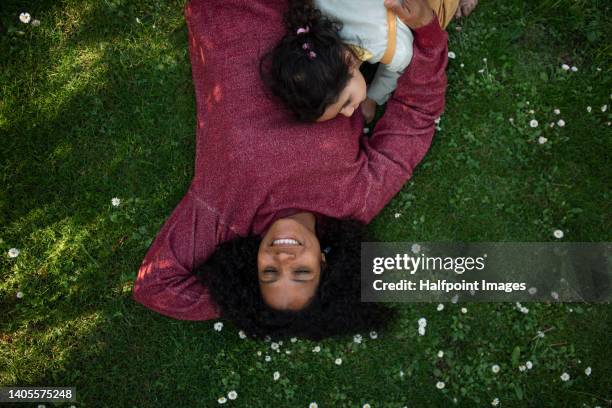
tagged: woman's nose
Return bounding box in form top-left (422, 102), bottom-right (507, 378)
top-left (273, 251), bottom-right (296, 262)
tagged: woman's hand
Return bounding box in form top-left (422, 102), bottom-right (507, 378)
top-left (384, 0), bottom-right (435, 29)
top-left (361, 97), bottom-right (377, 123)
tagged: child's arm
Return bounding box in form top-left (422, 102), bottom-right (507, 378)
top-left (132, 190), bottom-right (222, 321)
top-left (367, 64), bottom-right (403, 106)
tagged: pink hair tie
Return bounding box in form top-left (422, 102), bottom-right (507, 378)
top-left (296, 26), bottom-right (310, 35)
top-left (307, 51), bottom-right (317, 59)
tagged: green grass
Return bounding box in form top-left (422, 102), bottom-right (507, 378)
top-left (1, 0), bottom-right (611, 407)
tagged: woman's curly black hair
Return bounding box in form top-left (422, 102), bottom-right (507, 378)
top-left (259, 0), bottom-right (361, 122)
top-left (192, 218), bottom-right (398, 341)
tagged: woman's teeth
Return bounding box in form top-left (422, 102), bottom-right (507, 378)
top-left (272, 239), bottom-right (300, 246)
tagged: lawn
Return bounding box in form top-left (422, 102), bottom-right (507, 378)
top-left (1, 0), bottom-right (611, 407)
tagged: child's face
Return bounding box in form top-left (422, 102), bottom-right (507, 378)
top-left (316, 56), bottom-right (367, 123)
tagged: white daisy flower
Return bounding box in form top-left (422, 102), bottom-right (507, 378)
top-left (529, 119), bottom-right (539, 128)
top-left (526, 361), bottom-right (533, 369)
top-left (478, 68), bottom-right (485, 74)
top-left (482, 58), bottom-right (488, 62)
top-left (111, 197), bottom-right (121, 207)
top-left (213, 322), bottom-right (223, 331)
top-left (553, 229), bottom-right (564, 239)
top-left (399, 370), bottom-right (405, 377)
top-left (8, 248), bottom-right (20, 258)
top-left (520, 306), bottom-right (529, 314)
top-left (285, 350), bottom-right (291, 355)
top-left (551, 291), bottom-right (560, 300)
top-left (538, 136), bottom-right (548, 144)
top-left (460, 307), bottom-right (467, 314)
top-left (31, 19), bottom-right (41, 27)
top-left (418, 317), bottom-right (427, 327)
top-left (418, 326), bottom-right (426, 336)
top-left (560, 372), bottom-right (570, 382)
top-left (557, 119), bottom-right (565, 127)
top-left (273, 371), bottom-right (280, 381)
top-left (561, 64), bottom-right (570, 71)
top-left (271, 342), bottom-right (279, 350)
top-left (19, 12), bottom-right (31, 24)
top-left (587, 106), bottom-right (592, 113)
top-left (309, 403), bottom-right (318, 408)
top-left (491, 364), bottom-right (500, 374)
top-left (529, 109), bottom-right (535, 114)
top-left (312, 346), bottom-right (321, 353)
top-left (528, 287), bottom-right (537, 295)
top-left (238, 330), bottom-right (247, 339)
top-left (217, 396), bottom-right (227, 404)
top-left (585, 366), bottom-right (591, 376)
top-left (227, 391), bottom-right (237, 400)
top-left (436, 381), bottom-right (445, 390)
top-left (553, 109), bottom-right (561, 115)
top-left (369, 331), bottom-right (378, 339)
top-left (460, 63), bottom-right (465, 68)
top-left (550, 122), bottom-right (555, 128)
top-left (519, 365), bottom-right (526, 372)
top-left (537, 330), bottom-right (545, 338)
top-left (16, 291), bottom-right (24, 299)
top-left (570, 66), bottom-right (578, 72)
top-left (448, 51), bottom-right (456, 59)
top-left (257, 351), bottom-right (262, 356)
top-left (335, 358), bottom-right (342, 365)
top-left (602, 104), bottom-right (608, 112)
top-left (394, 213), bottom-right (401, 218)
top-left (290, 337), bottom-right (297, 343)
top-left (354, 334), bottom-right (363, 344)
top-left (265, 355), bottom-right (271, 362)
top-left (435, 117), bottom-right (441, 124)
top-left (363, 404), bottom-right (371, 408)
top-left (437, 303), bottom-right (444, 311)
top-left (491, 397), bottom-right (499, 406)
top-left (437, 350), bottom-right (444, 358)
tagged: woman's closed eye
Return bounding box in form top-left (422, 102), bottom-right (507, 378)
top-left (263, 268), bottom-right (311, 274)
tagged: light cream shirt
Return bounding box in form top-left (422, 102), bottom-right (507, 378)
top-left (314, 0), bottom-right (415, 104)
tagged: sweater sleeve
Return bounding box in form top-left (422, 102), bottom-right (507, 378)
top-left (355, 17), bottom-right (448, 223)
top-left (132, 188), bottom-right (222, 321)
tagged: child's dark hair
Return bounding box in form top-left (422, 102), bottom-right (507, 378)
top-left (259, 0), bottom-right (360, 122)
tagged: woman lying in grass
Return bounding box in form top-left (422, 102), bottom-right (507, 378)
top-left (132, 0), bottom-right (448, 340)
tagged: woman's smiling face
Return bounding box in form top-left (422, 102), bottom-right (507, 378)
top-left (257, 214), bottom-right (325, 311)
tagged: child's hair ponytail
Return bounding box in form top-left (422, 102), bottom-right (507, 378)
top-left (260, 0), bottom-right (359, 122)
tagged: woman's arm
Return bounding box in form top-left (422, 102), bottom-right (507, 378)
top-left (355, 6), bottom-right (448, 223)
top-left (132, 189), bottom-right (222, 320)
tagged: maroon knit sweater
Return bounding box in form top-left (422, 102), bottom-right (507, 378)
top-left (132, 0), bottom-right (448, 320)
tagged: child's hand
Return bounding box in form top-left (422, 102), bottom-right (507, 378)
top-left (361, 98), bottom-right (377, 123)
top-left (383, 0), bottom-right (435, 29)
